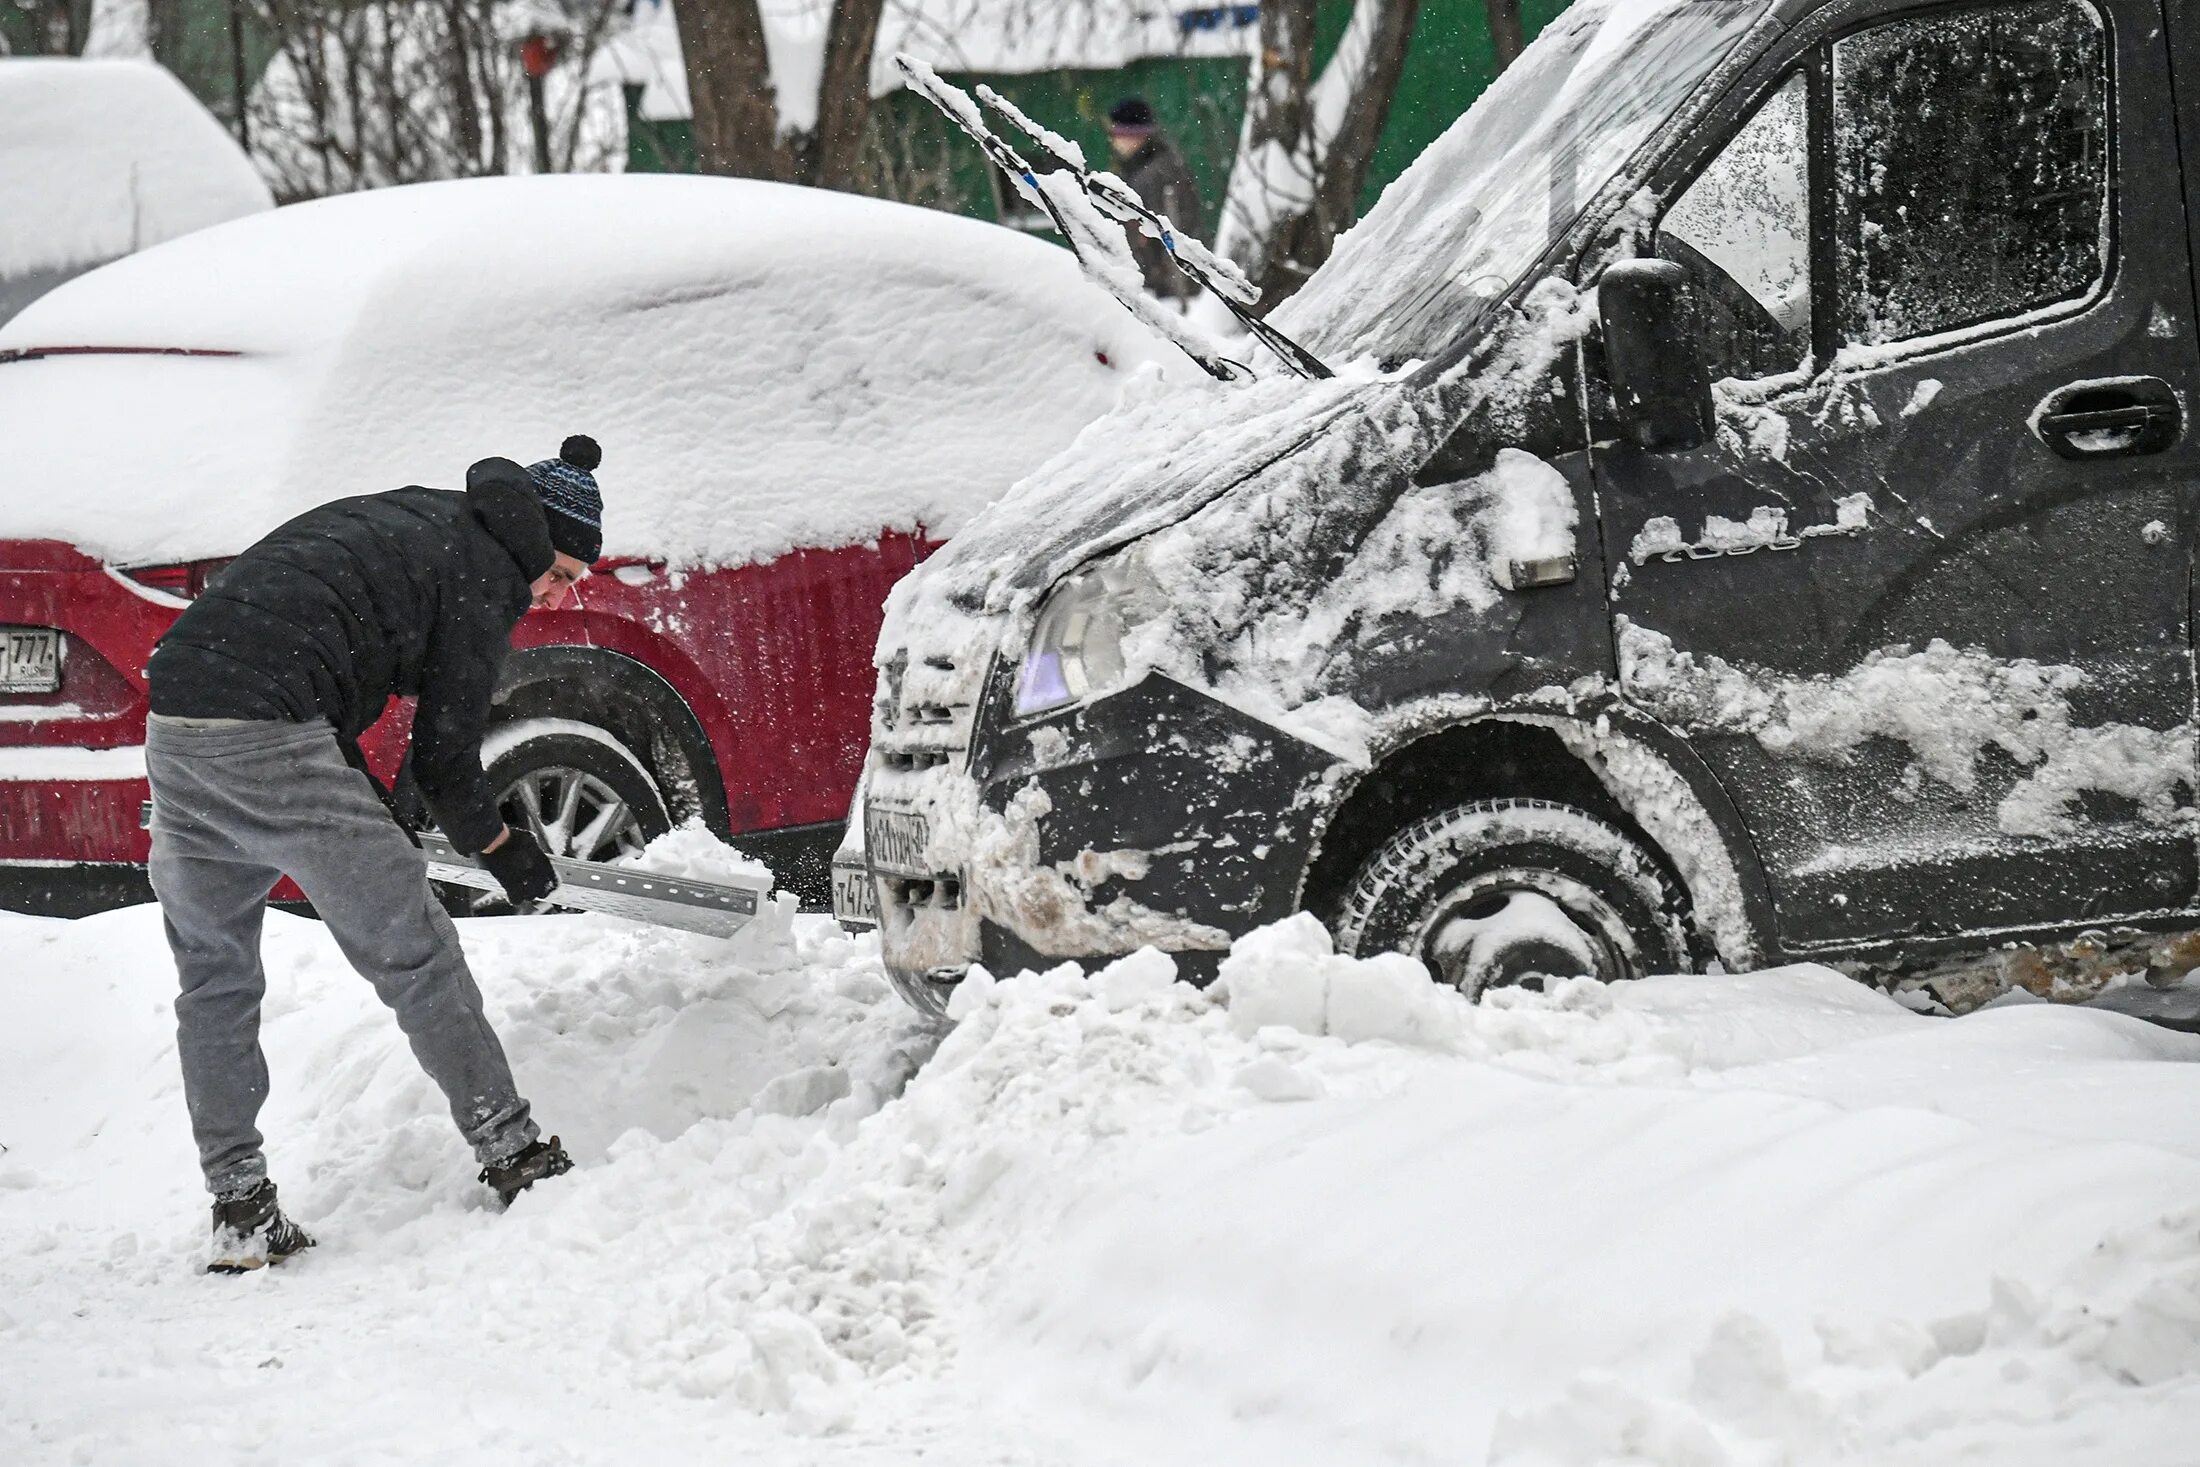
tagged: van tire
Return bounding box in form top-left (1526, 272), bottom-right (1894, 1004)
top-left (1333, 799), bottom-right (1688, 998)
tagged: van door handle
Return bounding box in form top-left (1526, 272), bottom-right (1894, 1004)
top-left (2034, 378), bottom-right (2183, 459)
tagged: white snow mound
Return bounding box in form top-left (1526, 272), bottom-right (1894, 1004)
top-left (4, 909), bottom-right (2198, 1464)
top-left (615, 821), bottom-right (798, 965)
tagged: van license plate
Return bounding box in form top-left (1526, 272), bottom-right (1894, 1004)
top-left (0, 628), bottom-right (60, 694)
top-left (865, 807), bottom-right (932, 876)
top-left (832, 860), bottom-right (879, 926)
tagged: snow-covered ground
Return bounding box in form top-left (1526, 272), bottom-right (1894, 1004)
top-left (6, 899), bottom-right (2199, 1464)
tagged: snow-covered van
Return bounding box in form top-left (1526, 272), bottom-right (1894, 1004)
top-left (847, 0), bottom-right (2200, 1015)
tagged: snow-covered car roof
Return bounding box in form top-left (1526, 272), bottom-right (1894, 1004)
top-left (0, 173), bottom-right (1171, 570)
top-left (0, 59), bottom-right (273, 279)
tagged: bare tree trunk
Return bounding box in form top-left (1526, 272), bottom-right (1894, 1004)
top-left (442, 0), bottom-right (482, 167)
top-left (1219, 0), bottom-right (1423, 307)
top-left (556, 0), bottom-right (627, 171)
top-left (339, 7), bottom-right (368, 189)
top-left (42, 0), bottom-right (79, 55)
top-left (1242, 0), bottom-right (1318, 183)
top-left (226, 0), bottom-right (252, 148)
top-left (1485, 0), bottom-right (1525, 70)
top-left (676, 0), bottom-right (792, 179)
top-left (82, 0), bottom-right (154, 59)
top-left (472, 0), bottom-right (508, 175)
top-left (1295, 0), bottom-right (1419, 270)
top-left (813, 0), bottom-right (886, 189)
top-left (297, 16), bottom-right (337, 196)
top-left (677, 0), bottom-right (887, 187)
top-left (375, 1), bottom-right (406, 182)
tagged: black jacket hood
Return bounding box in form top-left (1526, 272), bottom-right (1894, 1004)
top-left (466, 456), bottom-right (556, 582)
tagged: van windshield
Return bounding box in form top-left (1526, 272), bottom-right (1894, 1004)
top-left (1279, 0), bottom-right (1767, 365)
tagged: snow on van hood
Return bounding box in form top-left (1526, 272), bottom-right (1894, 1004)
top-left (878, 278), bottom-right (1597, 753)
top-left (892, 362), bottom-right (1407, 619)
top-left (0, 173), bottom-right (1172, 568)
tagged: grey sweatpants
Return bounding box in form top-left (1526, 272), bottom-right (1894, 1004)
top-left (146, 716), bottom-right (538, 1196)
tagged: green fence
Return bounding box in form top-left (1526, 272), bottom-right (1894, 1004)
top-left (631, 0), bottom-right (1577, 230)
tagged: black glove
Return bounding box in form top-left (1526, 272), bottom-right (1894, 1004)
top-left (479, 826), bottom-right (558, 911)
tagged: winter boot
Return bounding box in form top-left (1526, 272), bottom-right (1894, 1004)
top-left (480, 1135), bottom-right (572, 1207)
top-left (206, 1179), bottom-right (315, 1275)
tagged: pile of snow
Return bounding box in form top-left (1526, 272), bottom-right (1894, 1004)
top-left (0, 173), bottom-right (1172, 570)
top-left (5, 905), bottom-right (2199, 1463)
top-left (0, 59), bottom-right (272, 279)
top-left (618, 820), bottom-right (781, 891)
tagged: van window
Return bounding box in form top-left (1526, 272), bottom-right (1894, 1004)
top-left (1833, 0), bottom-right (2108, 347)
top-left (1655, 72), bottom-right (1811, 382)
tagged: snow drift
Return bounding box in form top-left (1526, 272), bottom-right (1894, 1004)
top-left (0, 173), bottom-right (1173, 570)
top-left (5, 903), bottom-right (2198, 1464)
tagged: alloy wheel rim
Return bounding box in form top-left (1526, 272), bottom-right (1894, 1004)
top-left (499, 765), bottom-right (650, 863)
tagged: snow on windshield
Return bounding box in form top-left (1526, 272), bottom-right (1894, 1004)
top-left (1280, 0), bottom-right (1766, 363)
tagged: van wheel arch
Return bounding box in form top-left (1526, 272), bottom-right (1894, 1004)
top-left (1299, 714), bottom-right (1767, 970)
top-left (488, 646), bottom-right (730, 837)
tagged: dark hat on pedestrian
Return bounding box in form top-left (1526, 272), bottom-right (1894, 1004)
top-left (1107, 96), bottom-right (1156, 133)
top-left (526, 435), bottom-right (603, 565)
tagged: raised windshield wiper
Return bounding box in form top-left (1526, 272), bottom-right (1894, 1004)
top-left (897, 56), bottom-right (1332, 384)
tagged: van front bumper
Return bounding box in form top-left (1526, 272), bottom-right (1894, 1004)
top-left (867, 672), bottom-right (1346, 1016)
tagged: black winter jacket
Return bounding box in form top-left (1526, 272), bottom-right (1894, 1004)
top-left (147, 458), bottom-right (553, 854)
top-left (1118, 135), bottom-right (1203, 300)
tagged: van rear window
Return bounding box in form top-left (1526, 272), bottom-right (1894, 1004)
top-left (1833, 0), bottom-right (2109, 346)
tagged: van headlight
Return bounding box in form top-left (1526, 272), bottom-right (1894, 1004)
top-left (1013, 551), bottom-right (1160, 718)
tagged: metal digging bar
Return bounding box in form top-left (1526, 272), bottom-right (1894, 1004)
top-left (416, 832), bottom-right (771, 939)
top-left (141, 801), bottom-right (772, 939)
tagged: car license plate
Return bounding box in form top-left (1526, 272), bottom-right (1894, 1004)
top-left (0, 627), bottom-right (61, 694)
top-left (865, 806), bottom-right (932, 877)
top-left (832, 859), bottom-right (879, 927)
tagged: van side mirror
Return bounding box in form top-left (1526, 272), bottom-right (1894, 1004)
top-left (1599, 259), bottom-right (1713, 452)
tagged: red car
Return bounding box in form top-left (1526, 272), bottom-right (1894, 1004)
top-left (0, 174), bottom-right (1163, 911)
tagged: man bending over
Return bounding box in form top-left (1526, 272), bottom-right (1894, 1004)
top-left (144, 436), bottom-right (607, 1272)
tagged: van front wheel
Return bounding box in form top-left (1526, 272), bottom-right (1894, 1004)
top-left (1333, 800), bottom-right (1687, 999)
